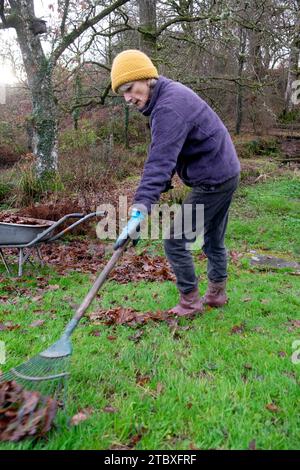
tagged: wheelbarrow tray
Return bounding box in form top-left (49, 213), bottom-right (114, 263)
top-left (0, 218), bottom-right (55, 245)
top-left (0, 211), bottom-right (104, 276)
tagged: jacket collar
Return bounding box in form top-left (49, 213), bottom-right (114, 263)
top-left (140, 76), bottom-right (166, 116)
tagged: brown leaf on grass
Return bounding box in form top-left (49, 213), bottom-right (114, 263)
top-left (39, 397), bottom-right (59, 435)
top-left (248, 439), bottom-right (256, 450)
top-left (103, 405), bottom-right (118, 413)
top-left (48, 285), bottom-right (60, 291)
top-left (70, 407), bottom-right (93, 426)
top-left (231, 323), bottom-right (246, 334)
top-left (29, 320), bottom-right (45, 328)
top-left (136, 373), bottom-right (151, 387)
top-left (90, 330), bottom-right (101, 337)
top-left (109, 251), bottom-right (175, 284)
top-left (89, 307), bottom-right (174, 327)
top-left (244, 364), bottom-right (253, 370)
top-left (156, 383), bottom-right (164, 395)
top-left (242, 297), bottom-right (252, 302)
top-left (107, 335), bottom-right (117, 341)
top-left (109, 443), bottom-right (132, 450)
top-left (32, 295), bottom-right (44, 303)
top-left (33, 240), bottom-right (106, 275)
top-left (0, 322), bottom-right (21, 331)
top-left (128, 330), bottom-right (144, 342)
top-left (278, 351), bottom-right (287, 358)
top-left (266, 403), bottom-right (280, 413)
top-left (189, 442), bottom-right (200, 450)
top-left (32, 309), bottom-right (46, 316)
top-left (0, 380), bottom-right (58, 441)
top-left (127, 428), bottom-right (147, 448)
top-left (229, 250), bottom-right (242, 265)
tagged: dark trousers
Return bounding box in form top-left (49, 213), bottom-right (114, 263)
top-left (163, 175), bottom-right (240, 294)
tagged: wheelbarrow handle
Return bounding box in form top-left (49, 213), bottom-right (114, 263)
top-left (47, 211), bottom-right (105, 242)
top-left (20, 213), bottom-right (87, 248)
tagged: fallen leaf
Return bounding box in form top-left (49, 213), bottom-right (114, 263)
top-left (229, 250), bottom-right (242, 264)
top-left (136, 374), bottom-right (151, 387)
top-left (48, 285), bottom-right (60, 291)
top-left (278, 351), bottom-right (286, 358)
top-left (266, 403), bottom-right (280, 413)
top-left (0, 322), bottom-right (21, 331)
top-left (109, 443), bottom-right (132, 450)
top-left (29, 320), bottom-right (45, 328)
top-left (90, 330), bottom-right (101, 337)
top-left (156, 383), bottom-right (164, 395)
top-left (109, 252), bottom-right (175, 284)
top-left (89, 307), bottom-right (175, 327)
top-left (70, 407), bottom-right (93, 426)
top-left (248, 439), bottom-right (256, 450)
top-left (231, 323), bottom-right (246, 334)
top-left (102, 405), bottom-right (118, 413)
top-left (189, 443), bottom-right (200, 450)
top-left (0, 380), bottom-right (58, 441)
top-left (128, 330), bottom-right (144, 342)
top-left (128, 428), bottom-right (146, 448)
top-left (107, 335), bottom-right (117, 341)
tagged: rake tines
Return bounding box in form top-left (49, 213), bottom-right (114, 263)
top-left (0, 353), bottom-right (70, 402)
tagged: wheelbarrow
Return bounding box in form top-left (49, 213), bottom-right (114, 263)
top-left (0, 212), bottom-right (105, 276)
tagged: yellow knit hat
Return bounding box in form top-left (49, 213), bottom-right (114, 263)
top-left (111, 49), bottom-right (158, 93)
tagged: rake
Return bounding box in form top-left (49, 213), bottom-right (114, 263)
top-left (0, 240), bottom-right (130, 403)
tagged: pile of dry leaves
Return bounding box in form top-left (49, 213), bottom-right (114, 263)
top-left (0, 214), bottom-right (53, 226)
top-left (0, 380), bottom-right (58, 442)
top-left (109, 251), bottom-right (176, 283)
top-left (89, 307), bottom-right (176, 327)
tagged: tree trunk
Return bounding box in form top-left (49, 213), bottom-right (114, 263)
top-left (235, 28), bottom-right (247, 135)
top-left (9, 0), bottom-right (58, 177)
top-left (138, 0), bottom-right (157, 56)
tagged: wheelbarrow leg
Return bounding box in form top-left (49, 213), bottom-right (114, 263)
top-left (0, 248), bottom-right (11, 275)
top-left (18, 248), bottom-right (24, 277)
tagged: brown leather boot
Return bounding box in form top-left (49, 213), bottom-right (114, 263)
top-left (202, 280), bottom-right (228, 307)
top-left (169, 287), bottom-right (204, 317)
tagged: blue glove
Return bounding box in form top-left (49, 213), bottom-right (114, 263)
top-left (114, 208), bottom-right (145, 250)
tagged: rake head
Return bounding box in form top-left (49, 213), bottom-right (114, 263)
top-left (0, 334), bottom-right (72, 400)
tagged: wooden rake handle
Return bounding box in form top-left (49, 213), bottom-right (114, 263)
top-left (73, 238), bottom-right (131, 323)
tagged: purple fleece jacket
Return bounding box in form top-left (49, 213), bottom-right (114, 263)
top-left (133, 76), bottom-right (240, 213)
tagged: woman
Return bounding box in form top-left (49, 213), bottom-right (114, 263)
top-left (111, 49), bottom-right (240, 316)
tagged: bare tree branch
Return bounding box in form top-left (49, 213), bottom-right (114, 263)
top-left (51, 0), bottom-right (130, 66)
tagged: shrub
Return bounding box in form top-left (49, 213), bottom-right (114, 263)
top-left (0, 181), bottom-right (13, 204)
top-left (59, 120), bottom-right (99, 151)
top-left (235, 138), bottom-right (281, 159)
top-left (278, 109), bottom-right (300, 124)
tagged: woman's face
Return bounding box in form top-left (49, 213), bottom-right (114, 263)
top-left (121, 80), bottom-right (151, 109)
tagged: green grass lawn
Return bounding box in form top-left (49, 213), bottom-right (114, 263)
top-left (0, 175), bottom-right (299, 450)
